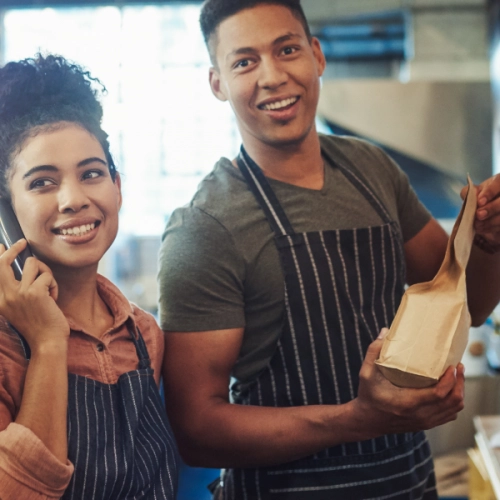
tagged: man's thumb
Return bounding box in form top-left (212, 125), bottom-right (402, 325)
top-left (377, 328), bottom-right (389, 340)
top-left (365, 328), bottom-right (389, 364)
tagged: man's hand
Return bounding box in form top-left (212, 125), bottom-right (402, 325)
top-left (353, 329), bottom-right (465, 437)
top-left (461, 175), bottom-right (500, 247)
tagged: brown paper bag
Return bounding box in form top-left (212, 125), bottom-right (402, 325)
top-left (375, 177), bottom-right (477, 388)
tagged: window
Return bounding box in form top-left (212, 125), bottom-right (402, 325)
top-left (3, 5), bottom-right (241, 311)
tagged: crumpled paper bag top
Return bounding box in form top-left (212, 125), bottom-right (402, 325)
top-left (375, 177), bottom-right (477, 388)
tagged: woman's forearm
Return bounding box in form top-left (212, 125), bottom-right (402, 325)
top-left (15, 342), bottom-right (69, 462)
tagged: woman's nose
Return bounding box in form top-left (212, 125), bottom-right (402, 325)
top-left (58, 181), bottom-right (90, 213)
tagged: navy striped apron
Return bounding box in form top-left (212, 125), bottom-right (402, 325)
top-left (17, 322), bottom-right (179, 499)
top-left (215, 146), bottom-right (437, 499)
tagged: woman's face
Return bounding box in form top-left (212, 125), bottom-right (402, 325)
top-left (8, 122), bottom-right (121, 273)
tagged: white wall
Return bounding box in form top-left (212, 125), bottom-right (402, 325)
top-left (318, 80), bottom-right (493, 181)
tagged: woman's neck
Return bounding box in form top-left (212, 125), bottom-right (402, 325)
top-left (53, 267), bottom-right (113, 338)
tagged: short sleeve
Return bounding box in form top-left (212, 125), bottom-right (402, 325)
top-left (158, 206), bottom-right (246, 332)
top-left (371, 145), bottom-right (432, 242)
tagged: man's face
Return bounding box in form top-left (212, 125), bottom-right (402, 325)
top-left (209, 3), bottom-right (326, 150)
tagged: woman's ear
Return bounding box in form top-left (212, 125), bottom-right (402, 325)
top-left (114, 172), bottom-right (123, 211)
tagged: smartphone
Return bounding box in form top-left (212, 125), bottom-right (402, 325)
top-left (0, 198), bottom-right (33, 280)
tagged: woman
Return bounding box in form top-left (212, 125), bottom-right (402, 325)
top-left (0, 54), bottom-right (179, 499)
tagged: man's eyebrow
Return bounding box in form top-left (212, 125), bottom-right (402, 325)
top-left (273, 33), bottom-right (302, 45)
top-left (226, 33), bottom-right (303, 61)
top-left (226, 46), bottom-right (258, 61)
top-left (22, 157), bottom-right (107, 179)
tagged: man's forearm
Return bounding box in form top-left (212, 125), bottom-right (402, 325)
top-left (466, 244), bottom-right (500, 325)
top-left (175, 399), bottom-right (370, 469)
top-left (166, 335), bottom-right (464, 469)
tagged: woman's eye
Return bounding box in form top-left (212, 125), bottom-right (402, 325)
top-left (82, 169), bottom-right (104, 180)
top-left (29, 178), bottom-right (54, 189)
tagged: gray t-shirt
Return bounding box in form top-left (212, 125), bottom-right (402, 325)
top-left (158, 134), bottom-right (431, 386)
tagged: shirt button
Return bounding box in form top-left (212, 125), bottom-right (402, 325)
top-left (96, 343), bottom-right (105, 352)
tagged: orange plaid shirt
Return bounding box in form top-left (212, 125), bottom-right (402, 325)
top-left (0, 275), bottom-right (165, 499)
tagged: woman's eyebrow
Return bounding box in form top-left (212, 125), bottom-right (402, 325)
top-left (22, 164), bottom-right (57, 180)
top-left (77, 157), bottom-right (107, 168)
top-left (22, 157), bottom-right (107, 180)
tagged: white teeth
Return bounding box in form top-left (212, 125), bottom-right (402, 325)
top-left (263, 97), bottom-right (297, 111)
top-left (59, 223), bottom-right (95, 236)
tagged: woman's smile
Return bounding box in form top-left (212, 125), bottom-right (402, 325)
top-left (52, 219), bottom-right (100, 240)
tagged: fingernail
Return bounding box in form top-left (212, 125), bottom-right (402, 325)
top-left (378, 328), bottom-right (389, 339)
top-left (478, 210), bottom-right (488, 220)
top-left (479, 197), bottom-right (488, 207)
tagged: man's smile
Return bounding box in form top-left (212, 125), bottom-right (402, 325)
top-left (258, 96), bottom-right (299, 111)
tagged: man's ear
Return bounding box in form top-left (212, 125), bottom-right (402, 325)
top-left (114, 171), bottom-right (123, 211)
top-left (209, 67), bottom-right (228, 102)
top-left (311, 37), bottom-right (326, 78)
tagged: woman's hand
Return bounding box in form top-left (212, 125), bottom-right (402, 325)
top-left (0, 239), bottom-right (70, 351)
top-left (1, 240), bottom-right (71, 463)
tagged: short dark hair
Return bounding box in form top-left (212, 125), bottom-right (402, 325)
top-left (0, 54), bottom-right (116, 199)
top-left (200, 0), bottom-right (312, 63)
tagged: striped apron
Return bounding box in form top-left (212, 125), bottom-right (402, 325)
top-left (215, 146), bottom-right (437, 499)
top-left (17, 323), bottom-right (179, 499)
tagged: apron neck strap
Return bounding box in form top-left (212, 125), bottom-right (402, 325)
top-left (237, 143), bottom-right (394, 234)
top-left (126, 320), bottom-right (151, 369)
top-left (237, 146), bottom-right (295, 237)
top-left (321, 148), bottom-right (393, 225)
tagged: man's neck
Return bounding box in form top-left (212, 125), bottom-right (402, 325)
top-left (240, 130), bottom-right (324, 190)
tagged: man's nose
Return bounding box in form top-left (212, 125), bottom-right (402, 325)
top-left (258, 58), bottom-right (288, 89)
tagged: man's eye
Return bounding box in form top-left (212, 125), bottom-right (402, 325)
top-left (235, 59), bottom-right (251, 69)
top-left (283, 47), bottom-right (298, 55)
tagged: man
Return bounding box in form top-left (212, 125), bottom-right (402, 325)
top-left (158, 1), bottom-right (500, 498)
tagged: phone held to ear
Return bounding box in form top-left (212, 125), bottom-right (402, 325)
top-left (0, 198), bottom-right (33, 280)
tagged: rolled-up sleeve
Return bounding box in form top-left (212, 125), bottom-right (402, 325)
top-left (0, 422), bottom-right (73, 499)
top-left (0, 324), bottom-right (74, 499)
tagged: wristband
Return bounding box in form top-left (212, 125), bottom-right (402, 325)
top-left (474, 234), bottom-right (500, 254)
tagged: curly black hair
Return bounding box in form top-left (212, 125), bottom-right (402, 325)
top-left (0, 54), bottom-right (116, 199)
top-left (200, 0), bottom-right (312, 64)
